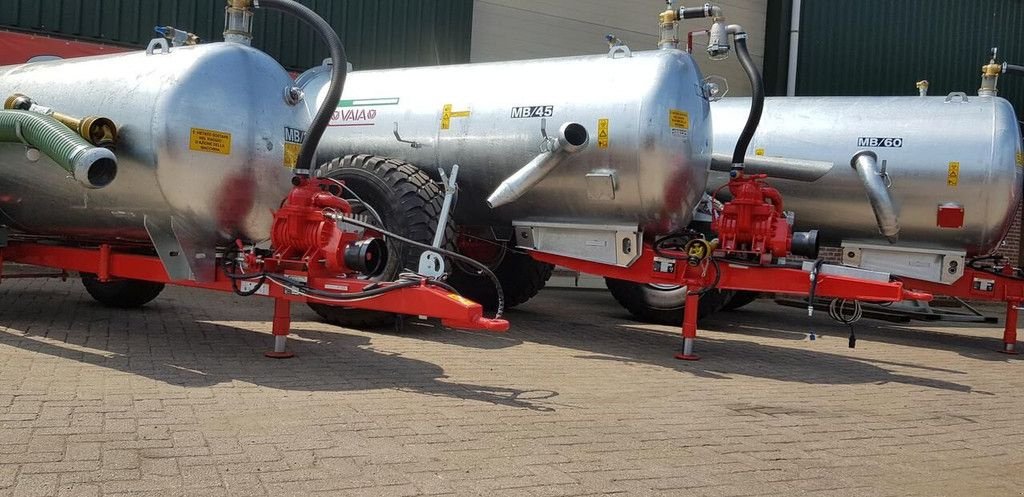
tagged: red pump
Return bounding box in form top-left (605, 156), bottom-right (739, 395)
top-left (711, 173), bottom-right (791, 263)
top-left (269, 177), bottom-right (385, 276)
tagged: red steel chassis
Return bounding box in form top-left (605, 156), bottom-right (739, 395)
top-left (897, 267), bottom-right (1024, 354)
top-left (530, 245), bottom-right (932, 360)
top-left (0, 242), bottom-right (509, 358)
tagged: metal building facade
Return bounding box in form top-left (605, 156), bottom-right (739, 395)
top-left (766, 0), bottom-right (1024, 107)
top-left (0, 0), bottom-right (474, 71)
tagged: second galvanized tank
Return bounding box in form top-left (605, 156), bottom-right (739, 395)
top-left (709, 96), bottom-right (1023, 255)
top-left (308, 49), bottom-right (712, 234)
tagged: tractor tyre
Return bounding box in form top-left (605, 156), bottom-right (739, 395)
top-left (604, 278), bottom-right (731, 325)
top-left (446, 241), bottom-right (554, 311)
top-left (81, 273), bottom-right (165, 308)
top-left (307, 154), bottom-right (453, 328)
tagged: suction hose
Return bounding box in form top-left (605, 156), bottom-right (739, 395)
top-left (0, 110), bottom-right (116, 188)
top-left (256, 0), bottom-right (347, 175)
top-left (730, 31), bottom-right (764, 174)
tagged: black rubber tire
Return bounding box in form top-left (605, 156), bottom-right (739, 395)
top-left (604, 278), bottom-right (731, 325)
top-left (307, 154), bottom-right (453, 328)
top-left (721, 290), bottom-right (761, 311)
top-left (80, 273), bottom-right (165, 308)
top-left (446, 242), bottom-right (554, 311)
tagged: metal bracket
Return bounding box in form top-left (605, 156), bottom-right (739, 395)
top-left (393, 122), bottom-right (422, 149)
top-left (146, 38), bottom-right (171, 55)
top-left (417, 164), bottom-right (459, 277)
top-left (608, 45), bottom-right (632, 59)
top-left (944, 92), bottom-right (969, 104)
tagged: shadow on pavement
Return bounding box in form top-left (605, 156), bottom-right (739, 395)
top-left (0, 288), bottom-right (557, 411)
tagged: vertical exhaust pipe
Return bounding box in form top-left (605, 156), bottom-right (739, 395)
top-left (851, 151), bottom-right (899, 242)
top-left (487, 122), bottom-right (589, 208)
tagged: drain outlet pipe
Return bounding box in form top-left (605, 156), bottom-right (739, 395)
top-left (0, 110), bottom-right (117, 188)
top-left (851, 151), bottom-right (899, 242)
top-left (487, 122), bottom-right (589, 208)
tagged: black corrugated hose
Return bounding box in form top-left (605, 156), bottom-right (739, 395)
top-left (257, 0), bottom-right (347, 175)
top-left (730, 32), bottom-right (764, 174)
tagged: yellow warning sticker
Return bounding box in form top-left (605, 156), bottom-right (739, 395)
top-left (448, 293), bottom-right (476, 307)
top-left (947, 161), bottom-right (960, 187)
top-left (755, 148), bottom-right (766, 156)
top-left (1017, 151), bottom-right (1023, 167)
top-left (669, 109), bottom-right (690, 130)
top-left (283, 142), bottom-right (301, 169)
top-left (597, 118), bottom-right (609, 149)
top-left (440, 104), bottom-right (470, 130)
top-left (189, 128), bottom-right (232, 155)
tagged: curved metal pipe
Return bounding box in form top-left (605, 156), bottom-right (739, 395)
top-left (487, 122), bottom-right (589, 208)
top-left (851, 151), bottom-right (899, 241)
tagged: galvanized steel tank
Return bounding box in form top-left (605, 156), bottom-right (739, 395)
top-left (308, 49), bottom-right (712, 234)
top-left (0, 42), bottom-right (309, 245)
top-left (709, 96), bottom-right (1024, 255)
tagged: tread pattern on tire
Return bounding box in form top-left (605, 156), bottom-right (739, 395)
top-left (309, 154), bottom-right (453, 328)
top-left (447, 247), bottom-right (554, 311)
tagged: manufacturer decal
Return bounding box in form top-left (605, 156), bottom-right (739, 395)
top-left (283, 127), bottom-right (305, 168)
top-left (857, 137), bottom-right (903, 148)
top-left (669, 109), bottom-right (689, 138)
top-left (189, 128), bottom-right (232, 155)
top-left (441, 104), bottom-right (471, 130)
top-left (510, 105), bottom-right (554, 118)
top-left (755, 148), bottom-right (766, 156)
top-left (329, 97), bottom-right (399, 128)
top-left (597, 118), bottom-right (609, 149)
top-left (947, 161), bottom-right (960, 187)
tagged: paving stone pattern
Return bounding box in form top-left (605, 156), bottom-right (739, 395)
top-left (0, 276), bottom-right (1020, 496)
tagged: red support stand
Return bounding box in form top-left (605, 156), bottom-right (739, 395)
top-left (1001, 301), bottom-right (1020, 355)
top-left (265, 298), bottom-right (295, 359)
top-left (675, 292), bottom-right (701, 361)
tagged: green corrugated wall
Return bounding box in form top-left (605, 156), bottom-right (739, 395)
top-left (766, 0), bottom-right (1024, 115)
top-left (0, 0), bottom-right (474, 71)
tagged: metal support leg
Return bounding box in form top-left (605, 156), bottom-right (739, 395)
top-left (1000, 301), bottom-right (1019, 355)
top-left (265, 299), bottom-right (295, 359)
top-left (675, 292), bottom-right (701, 361)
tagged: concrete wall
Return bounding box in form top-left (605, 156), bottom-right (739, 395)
top-left (470, 0), bottom-right (768, 96)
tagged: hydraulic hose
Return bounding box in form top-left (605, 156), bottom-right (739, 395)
top-left (1004, 63), bottom-right (1024, 76)
top-left (0, 110), bottom-right (117, 188)
top-left (730, 32), bottom-right (764, 174)
top-left (256, 0), bottom-right (347, 174)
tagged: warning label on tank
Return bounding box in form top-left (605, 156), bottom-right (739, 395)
top-left (947, 161), bottom-right (960, 187)
top-left (441, 104), bottom-right (471, 130)
top-left (597, 118), bottom-right (609, 149)
top-left (189, 128), bottom-right (232, 155)
top-left (669, 109), bottom-right (689, 138)
top-left (1017, 151), bottom-right (1024, 167)
top-left (283, 142), bottom-right (301, 168)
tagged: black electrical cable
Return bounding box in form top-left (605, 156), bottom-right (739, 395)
top-left (338, 215), bottom-right (505, 319)
top-left (730, 33), bottom-right (765, 173)
top-left (807, 258), bottom-right (825, 315)
top-left (256, 0), bottom-right (347, 174)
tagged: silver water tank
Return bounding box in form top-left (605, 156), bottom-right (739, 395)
top-left (0, 42), bottom-right (310, 245)
top-left (709, 96), bottom-right (1023, 255)
top-left (307, 49), bottom-right (713, 234)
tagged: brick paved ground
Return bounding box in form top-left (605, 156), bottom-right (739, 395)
top-left (0, 276), bottom-right (1020, 496)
